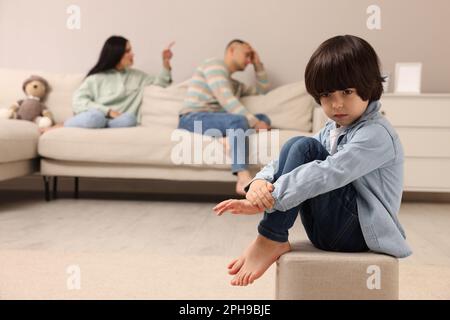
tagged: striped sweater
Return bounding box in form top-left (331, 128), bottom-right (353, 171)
top-left (180, 58), bottom-right (270, 127)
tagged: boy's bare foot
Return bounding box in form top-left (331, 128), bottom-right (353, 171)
top-left (236, 171), bottom-right (253, 195)
top-left (213, 199), bottom-right (263, 216)
top-left (228, 235), bottom-right (291, 286)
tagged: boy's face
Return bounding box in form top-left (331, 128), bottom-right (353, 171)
top-left (319, 88), bottom-right (369, 127)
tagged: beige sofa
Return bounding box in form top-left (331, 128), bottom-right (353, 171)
top-left (0, 68), bottom-right (328, 198)
top-left (0, 119), bottom-right (39, 182)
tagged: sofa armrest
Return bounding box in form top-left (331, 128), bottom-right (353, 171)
top-left (312, 106), bottom-right (329, 134)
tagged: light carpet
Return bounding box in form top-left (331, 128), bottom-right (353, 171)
top-left (0, 250), bottom-right (448, 300)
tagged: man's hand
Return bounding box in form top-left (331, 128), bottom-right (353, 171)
top-left (246, 179), bottom-right (275, 211)
top-left (162, 41), bottom-right (175, 70)
top-left (108, 110), bottom-right (121, 119)
top-left (251, 49), bottom-right (264, 72)
top-left (253, 120), bottom-right (271, 131)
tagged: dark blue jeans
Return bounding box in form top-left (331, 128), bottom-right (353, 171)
top-left (178, 112), bottom-right (271, 174)
top-left (258, 136), bottom-right (369, 252)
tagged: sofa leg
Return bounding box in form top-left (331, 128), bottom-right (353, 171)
top-left (43, 176), bottom-right (51, 202)
top-left (52, 177), bottom-right (58, 200)
top-left (74, 177), bottom-right (79, 199)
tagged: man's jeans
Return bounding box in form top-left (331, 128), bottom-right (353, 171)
top-left (258, 136), bottom-right (369, 252)
top-left (178, 112), bottom-right (271, 174)
top-left (65, 109), bottom-right (138, 128)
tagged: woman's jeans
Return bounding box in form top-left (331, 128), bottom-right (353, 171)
top-left (178, 112), bottom-right (271, 174)
top-left (65, 109), bottom-right (137, 128)
top-left (258, 136), bottom-right (369, 252)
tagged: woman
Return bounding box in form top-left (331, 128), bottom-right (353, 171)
top-left (65, 36), bottom-right (174, 128)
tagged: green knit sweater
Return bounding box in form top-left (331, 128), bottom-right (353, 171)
top-left (72, 68), bottom-right (172, 122)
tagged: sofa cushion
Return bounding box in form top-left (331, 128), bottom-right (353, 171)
top-left (242, 81), bottom-right (316, 132)
top-left (0, 68), bottom-right (83, 123)
top-left (38, 126), bottom-right (310, 169)
top-left (140, 81), bottom-right (316, 132)
top-left (140, 82), bottom-right (188, 129)
top-left (0, 120), bottom-right (40, 163)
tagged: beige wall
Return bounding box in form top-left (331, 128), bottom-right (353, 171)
top-left (0, 0), bottom-right (4, 66)
top-left (0, 0), bottom-right (449, 92)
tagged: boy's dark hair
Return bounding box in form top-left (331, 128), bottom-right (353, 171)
top-left (226, 39), bottom-right (247, 51)
top-left (305, 35), bottom-right (385, 105)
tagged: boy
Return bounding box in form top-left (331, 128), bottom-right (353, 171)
top-left (214, 35), bottom-right (412, 287)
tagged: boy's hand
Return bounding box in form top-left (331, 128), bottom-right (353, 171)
top-left (213, 199), bottom-right (263, 216)
top-left (246, 179), bottom-right (275, 210)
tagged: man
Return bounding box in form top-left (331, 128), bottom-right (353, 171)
top-left (178, 40), bottom-right (271, 195)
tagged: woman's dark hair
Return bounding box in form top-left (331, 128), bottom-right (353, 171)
top-left (87, 36), bottom-right (128, 77)
top-left (305, 35), bottom-right (385, 105)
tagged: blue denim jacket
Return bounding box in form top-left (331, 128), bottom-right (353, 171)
top-left (254, 101), bottom-right (412, 258)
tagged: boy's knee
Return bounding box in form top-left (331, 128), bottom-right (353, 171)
top-left (295, 136), bottom-right (320, 148)
top-left (293, 137), bottom-right (325, 155)
top-left (285, 136), bottom-right (306, 146)
top-left (299, 137), bottom-right (321, 146)
top-left (284, 136), bottom-right (317, 150)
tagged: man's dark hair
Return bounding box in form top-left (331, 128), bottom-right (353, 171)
top-left (305, 35), bottom-right (385, 105)
top-left (226, 39), bottom-right (247, 51)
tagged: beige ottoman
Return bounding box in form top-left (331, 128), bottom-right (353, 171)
top-left (276, 241), bottom-right (399, 300)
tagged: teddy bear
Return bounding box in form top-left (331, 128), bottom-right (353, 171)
top-left (0, 75), bottom-right (54, 128)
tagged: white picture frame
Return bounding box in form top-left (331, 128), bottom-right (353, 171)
top-left (394, 62), bottom-right (422, 94)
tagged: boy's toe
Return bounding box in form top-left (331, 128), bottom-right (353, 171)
top-left (242, 272), bottom-right (251, 286)
top-left (249, 272), bottom-right (257, 284)
top-left (227, 259), bottom-right (238, 269)
top-left (228, 258), bottom-right (245, 275)
top-left (237, 273), bottom-right (245, 286)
